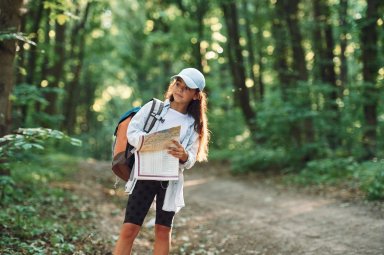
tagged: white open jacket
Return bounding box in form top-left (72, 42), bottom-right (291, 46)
top-left (127, 99), bottom-right (199, 213)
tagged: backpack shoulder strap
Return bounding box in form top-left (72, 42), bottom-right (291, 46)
top-left (143, 98), bottom-right (164, 133)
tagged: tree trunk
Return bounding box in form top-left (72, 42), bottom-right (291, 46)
top-left (360, 0), bottom-right (382, 159)
top-left (255, 2), bottom-right (265, 101)
top-left (193, 0), bottom-right (207, 71)
top-left (15, 12), bottom-right (26, 85)
top-left (281, 0), bottom-right (314, 157)
top-left (338, 0), bottom-right (348, 88)
top-left (25, 0), bottom-right (44, 86)
top-left (64, 2), bottom-right (92, 134)
top-left (40, 8), bottom-right (51, 82)
top-left (282, 0), bottom-right (308, 81)
top-left (221, 1), bottom-right (257, 135)
top-left (44, 19), bottom-right (66, 118)
top-left (313, 0), bottom-right (339, 149)
top-left (312, 0), bottom-right (337, 85)
top-left (34, 8), bottom-right (51, 115)
top-left (242, 0), bottom-right (257, 101)
top-left (271, 0), bottom-right (291, 99)
top-left (0, 0), bottom-right (24, 137)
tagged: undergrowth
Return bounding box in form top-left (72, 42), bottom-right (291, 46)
top-left (213, 146), bottom-right (384, 200)
top-left (0, 154), bottom-right (111, 254)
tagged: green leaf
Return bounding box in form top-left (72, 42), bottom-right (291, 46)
top-left (0, 31), bottom-right (36, 45)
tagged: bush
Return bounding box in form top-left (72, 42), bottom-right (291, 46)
top-left (288, 157), bottom-right (384, 200)
top-left (291, 157), bottom-right (359, 185)
top-left (0, 127), bottom-right (81, 172)
top-left (230, 147), bottom-right (293, 173)
top-left (356, 161), bottom-right (384, 200)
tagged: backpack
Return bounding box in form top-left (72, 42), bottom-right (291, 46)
top-left (112, 98), bottom-right (164, 182)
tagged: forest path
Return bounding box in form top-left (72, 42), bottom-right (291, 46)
top-left (73, 159), bottom-right (384, 255)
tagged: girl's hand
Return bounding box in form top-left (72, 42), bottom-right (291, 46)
top-left (167, 139), bottom-right (188, 163)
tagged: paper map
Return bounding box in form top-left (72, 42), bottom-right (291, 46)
top-left (138, 126), bottom-right (181, 152)
top-left (134, 126), bottom-right (181, 181)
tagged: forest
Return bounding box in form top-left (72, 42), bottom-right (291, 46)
top-left (0, 0), bottom-right (383, 254)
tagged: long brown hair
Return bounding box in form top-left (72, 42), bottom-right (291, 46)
top-left (165, 79), bottom-right (210, 162)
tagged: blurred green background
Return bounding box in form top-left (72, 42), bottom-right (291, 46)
top-left (1, 0), bottom-right (383, 196)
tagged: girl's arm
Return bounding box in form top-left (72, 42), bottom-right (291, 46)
top-left (127, 101), bottom-right (153, 149)
top-left (177, 131), bottom-right (199, 170)
top-left (168, 129), bottom-right (199, 170)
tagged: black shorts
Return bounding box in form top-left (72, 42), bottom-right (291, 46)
top-left (124, 180), bottom-right (175, 228)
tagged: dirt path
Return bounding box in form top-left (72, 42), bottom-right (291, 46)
top-left (74, 160), bottom-right (384, 255)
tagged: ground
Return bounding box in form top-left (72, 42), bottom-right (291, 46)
top-left (73, 159), bottom-right (384, 255)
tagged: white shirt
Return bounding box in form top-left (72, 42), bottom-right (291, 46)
top-left (157, 108), bottom-right (190, 141)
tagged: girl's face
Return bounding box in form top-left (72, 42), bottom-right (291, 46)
top-left (172, 78), bottom-right (199, 104)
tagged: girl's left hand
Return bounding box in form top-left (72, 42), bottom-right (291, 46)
top-left (167, 139), bottom-right (188, 163)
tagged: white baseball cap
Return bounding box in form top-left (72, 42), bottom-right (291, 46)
top-left (171, 68), bottom-right (205, 91)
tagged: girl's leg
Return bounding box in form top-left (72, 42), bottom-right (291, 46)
top-left (113, 223), bottom-right (141, 255)
top-left (153, 224), bottom-right (172, 255)
top-left (114, 180), bottom-right (157, 255)
top-left (153, 181), bottom-right (175, 255)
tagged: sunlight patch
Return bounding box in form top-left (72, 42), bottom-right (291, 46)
top-left (93, 85), bottom-right (133, 112)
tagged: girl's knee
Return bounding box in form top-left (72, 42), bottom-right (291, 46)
top-left (155, 224), bottom-right (172, 240)
top-left (120, 223), bottom-right (141, 241)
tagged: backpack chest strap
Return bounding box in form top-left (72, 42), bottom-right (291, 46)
top-left (143, 98), bottom-right (164, 133)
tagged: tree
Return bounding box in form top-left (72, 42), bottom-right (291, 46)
top-left (360, 0), bottom-right (383, 159)
top-left (271, 1), bottom-right (291, 96)
top-left (221, 1), bottom-right (257, 136)
top-left (0, 0), bottom-right (25, 137)
top-left (312, 0), bottom-right (340, 149)
top-left (241, 0), bottom-right (257, 100)
top-left (43, 16), bottom-right (66, 118)
top-left (338, 0), bottom-right (349, 88)
top-left (272, 0), bottom-right (315, 159)
top-left (64, 2), bottom-right (93, 134)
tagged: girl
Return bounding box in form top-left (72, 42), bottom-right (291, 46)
top-left (113, 68), bottom-right (209, 255)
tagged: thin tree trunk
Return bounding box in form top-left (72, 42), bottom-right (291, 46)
top-left (40, 8), bottom-right (51, 82)
top-left (221, 1), bottom-right (257, 135)
top-left (281, 0), bottom-right (314, 157)
top-left (25, 0), bottom-right (43, 86)
top-left (15, 13), bottom-right (26, 84)
top-left (44, 19), bottom-right (66, 118)
top-left (193, 0), bottom-right (206, 71)
top-left (254, 0), bottom-right (265, 100)
top-left (82, 70), bottom-right (95, 133)
top-left (313, 0), bottom-right (337, 86)
top-left (360, 0), bottom-right (382, 159)
top-left (272, 0), bottom-right (291, 99)
top-left (242, 0), bottom-right (257, 101)
top-left (339, 0), bottom-right (348, 88)
top-left (313, 0), bottom-right (340, 149)
top-left (35, 8), bottom-right (50, 114)
top-left (0, 0), bottom-right (24, 137)
top-left (282, 0), bottom-right (308, 81)
top-left (64, 2), bottom-right (92, 134)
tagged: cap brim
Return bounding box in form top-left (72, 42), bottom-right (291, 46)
top-left (171, 75), bottom-right (199, 90)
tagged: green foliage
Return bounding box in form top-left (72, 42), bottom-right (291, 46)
top-left (290, 157), bottom-right (359, 185)
top-left (12, 85), bottom-right (65, 128)
top-left (0, 31), bottom-right (36, 45)
top-left (230, 146), bottom-right (292, 173)
top-left (355, 161), bottom-right (384, 200)
top-left (0, 128), bottom-right (81, 171)
top-left (11, 84), bottom-right (49, 107)
top-left (208, 105), bottom-right (247, 151)
top-left (287, 157), bottom-right (384, 200)
top-left (0, 155), bottom-right (109, 254)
